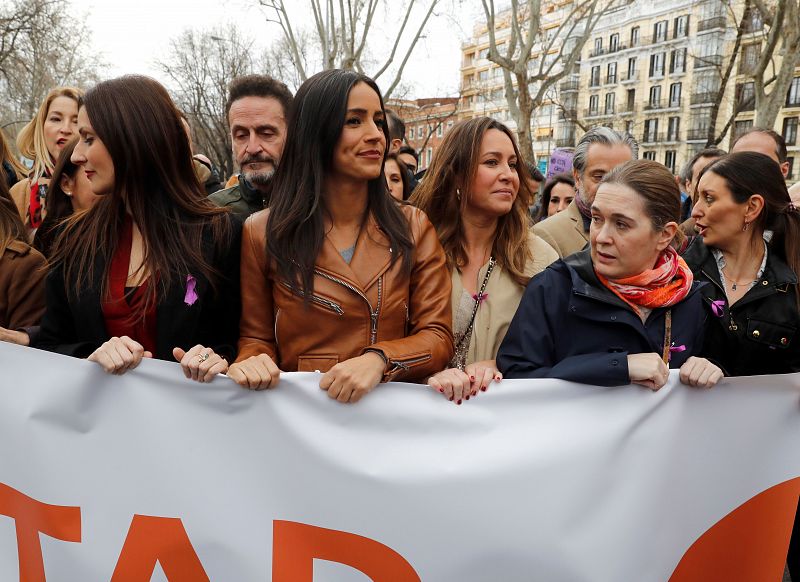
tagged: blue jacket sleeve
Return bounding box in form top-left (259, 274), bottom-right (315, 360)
top-left (496, 269), bottom-right (631, 386)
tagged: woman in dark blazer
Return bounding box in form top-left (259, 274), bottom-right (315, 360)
top-left (498, 160), bottom-right (722, 390)
top-left (35, 76), bottom-right (240, 382)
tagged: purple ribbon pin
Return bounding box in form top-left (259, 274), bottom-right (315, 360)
top-left (668, 344), bottom-right (686, 362)
top-left (711, 299), bottom-right (726, 318)
top-left (184, 275), bottom-right (198, 306)
top-left (472, 292), bottom-right (489, 305)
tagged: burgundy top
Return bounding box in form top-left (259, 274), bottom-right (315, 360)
top-left (100, 216), bottom-right (157, 354)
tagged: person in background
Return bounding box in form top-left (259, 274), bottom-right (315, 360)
top-left (33, 138), bottom-right (99, 259)
top-left (534, 173), bottom-right (575, 222)
top-left (0, 183), bottom-right (46, 346)
top-left (35, 76), bottom-right (241, 383)
top-left (533, 127), bottom-right (637, 258)
top-left (229, 69), bottom-right (453, 401)
top-left (678, 147), bottom-right (726, 234)
top-left (732, 128), bottom-right (789, 178)
top-left (209, 75), bottom-right (293, 218)
top-left (178, 112), bottom-right (223, 195)
top-left (9, 87), bottom-right (83, 239)
top-left (397, 145), bottom-right (418, 174)
top-left (385, 108), bottom-right (405, 153)
top-left (1, 130), bottom-right (26, 191)
top-left (499, 160), bottom-right (722, 389)
top-left (384, 151), bottom-right (411, 201)
top-left (411, 117), bottom-right (558, 404)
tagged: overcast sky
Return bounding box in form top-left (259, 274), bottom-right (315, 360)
top-left (81, 0), bottom-right (484, 99)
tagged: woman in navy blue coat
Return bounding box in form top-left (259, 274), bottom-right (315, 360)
top-left (497, 160), bottom-right (722, 390)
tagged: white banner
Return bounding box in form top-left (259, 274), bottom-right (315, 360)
top-left (0, 341), bottom-right (799, 581)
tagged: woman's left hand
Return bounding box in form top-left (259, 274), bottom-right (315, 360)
top-left (464, 359), bottom-right (502, 397)
top-left (173, 345), bottom-right (228, 383)
top-left (319, 352), bottom-right (385, 403)
top-left (679, 356), bottom-right (724, 389)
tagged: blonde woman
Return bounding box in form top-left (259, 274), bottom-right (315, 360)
top-left (10, 87), bottom-right (82, 238)
top-left (410, 117), bottom-right (558, 404)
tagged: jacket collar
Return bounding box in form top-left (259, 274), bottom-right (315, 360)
top-left (238, 175), bottom-right (267, 206)
top-left (315, 213), bottom-right (393, 291)
top-left (565, 201), bottom-right (590, 242)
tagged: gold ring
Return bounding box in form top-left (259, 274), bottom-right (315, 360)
top-left (198, 352), bottom-right (210, 363)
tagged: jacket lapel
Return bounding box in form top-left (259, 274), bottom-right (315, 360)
top-left (316, 215), bottom-right (392, 292)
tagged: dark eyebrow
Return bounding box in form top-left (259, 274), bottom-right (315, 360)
top-left (346, 108), bottom-right (384, 117)
top-left (591, 205), bottom-right (635, 222)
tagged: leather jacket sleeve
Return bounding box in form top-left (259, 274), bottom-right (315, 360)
top-left (366, 209), bottom-right (454, 382)
top-left (236, 211), bottom-right (278, 362)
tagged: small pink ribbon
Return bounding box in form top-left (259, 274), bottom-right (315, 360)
top-left (711, 299), bottom-right (726, 318)
top-left (472, 292), bottom-right (489, 305)
top-left (184, 275), bottom-right (198, 306)
top-left (668, 344), bottom-right (686, 362)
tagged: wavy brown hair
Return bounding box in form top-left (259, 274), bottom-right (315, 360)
top-left (409, 117), bottom-right (533, 286)
top-left (52, 76), bottom-right (233, 322)
top-left (0, 180), bottom-right (26, 256)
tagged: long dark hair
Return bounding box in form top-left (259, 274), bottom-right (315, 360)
top-left (267, 69), bottom-right (413, 295)
top-left (536, 173), bottom-right (575, 222)
top-left (0, 178), bottom-right (26, 257)
top-left (52, 75), bottom-right (232, 321)
top-left (34, 138), bottom-right (80, 258)
top-left (409, 117), bottom-right (534, 286)
top-left (699, 151), bottom-right (800, 304)
top-left (385, 151), bottom-right (411, 201)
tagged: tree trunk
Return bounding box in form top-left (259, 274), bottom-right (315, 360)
top-left (513, 71), bottom-right (535, 162)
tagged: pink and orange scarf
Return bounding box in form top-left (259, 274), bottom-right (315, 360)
top-left (596, 246), bottom-right (694, 313)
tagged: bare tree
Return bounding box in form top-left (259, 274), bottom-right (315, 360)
top-left (257, 0), bottom-right (440, 98)
top-left (157, 27), bottom-right (257, 179)
top-left (480, 0), bottom-right (623, 161)
top-left (0, 0), bottom-right (101, 131)
top-left (414, 100), bottom-right (460, 152)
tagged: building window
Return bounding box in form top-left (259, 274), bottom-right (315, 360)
top-left (787, 77), bottom-right (800, 107)
top-left (417, 125), bottom-right (424, 138)
top-left (627, 57), bottom-right (636, 80)
top-left (589, 94), bottom-right (599, 114)
top-left (673, 15), bottom-right (689, 38)
top-left (427, 147), bottom-right (433, 167)
top-left (594, 37), bottom-right (603, 53)
top-left (783, 116), bottom-right (798, 146)
top-left (609, 33), bottom-right (619, 52)
top-left (649, 85), bottom-right (662, 107)
top-left (408, 127), bottom-right (415, 140)
top-left (605, 92), bottom-right (615, 114)
top-left (789, 156), bottom-right (796, 180)
top-left (479, 48), bottom-right (489, 59)
top-left (607, 62), bottom-right (617, 84)
top-left (669, 82), bottom-right (682, 107)
top-left (734, 119), bottom-right (754, 140)
top-left (668, 116), bottom-right (680, 141)
top-left (737, 82), bottom-right (755, 111)
top-left (670, 48), bottom-right (686, 74)
top-left (739, 43), bottom-right (761, 75)
top-left (590, 66), bottom-right (601, 87)
top-left (625, 120), bottom-right (634, 134)
top-left (447, 120), bottom-right (454, 130)
top-left (644, 118), bottom-right (659, 142)
top-left (654, 20), bottom-right (668, 43)
top-left (665, 150), bottom-right (677, 172)
top-left (643, 151), bottom-right (656, 161)
top-left (436, 123), bottom-right (443, 137)
top-left (649, 53), bottom-right (665, 78)
top-left (743, 7), bottom-right (764, 32)
top-left (630, 26), bottom-right (640, 46)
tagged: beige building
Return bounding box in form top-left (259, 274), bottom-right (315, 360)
top-left (460, 0), bottom-right (800, 180)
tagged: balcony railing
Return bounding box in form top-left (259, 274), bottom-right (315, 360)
top-left (694, 55), bottom-right (724, 69)
top-left (621, 71), bottom-right (639, 83)
top-left (690, 91), bottom-right (717, 105)
top-left (556, 137), bottom-right (576, 148)
top-left (687, 129), bottom-right (709, 141)
top-left (641, 132), bottom-right (664, 144)
top-left (559, 107), bottom-right (578, 120)
top-left (559, 80), bottom-right (579, 92)
top-left (584, 108), bottom-right (600, 118)
top-left (697, 16), bottom-right (727, 32)
top-left (605, 74), bottom-right (618, 84)
top-left (665, 131), bottom-right (681, 142)
top-left (644, 99), bottom-right (662, 111)
top-left (618, 103), bottom-right (638, 114)
top-left (588, 42), bottom-right (628, 58)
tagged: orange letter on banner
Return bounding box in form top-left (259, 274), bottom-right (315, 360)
top-left (273, 520), bottom-right (420, 582)
top-left (111, 515), bottom-right (209, 582)
top-left (0, 481), bottom-right (81, 581)
top-left (670, 476), bottom-right (800, 581)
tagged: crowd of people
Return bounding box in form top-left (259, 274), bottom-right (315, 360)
top-left (1, 67), bottom-right (800, 573)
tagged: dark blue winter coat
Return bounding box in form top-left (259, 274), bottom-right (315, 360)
top-left (496, 249), bottom-right (709, 386)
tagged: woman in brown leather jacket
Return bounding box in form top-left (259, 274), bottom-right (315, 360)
top-left (228, 69), bottom-right (454, 403)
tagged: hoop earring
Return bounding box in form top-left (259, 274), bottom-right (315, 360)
top-left (456, 188), bottom-right (462, 201)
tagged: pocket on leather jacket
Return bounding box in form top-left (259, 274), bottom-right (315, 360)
top-left (745, 318), bottom-right (796, 349)
top-left (298, 355), bottom-right (340, 373)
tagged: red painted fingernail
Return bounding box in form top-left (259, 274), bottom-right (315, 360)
top-left (481, 386), bottom-right (487, 392)
top-left (449, 396), bottom-right (454, 401)
top-left (465, 395), bottom-right (470, 400)
top-left (438, 388), bottom-right (444, 393)
top-left (470, 376), bottom-right (475, 381)
top-left (457, 400), bottom-right (462, 405)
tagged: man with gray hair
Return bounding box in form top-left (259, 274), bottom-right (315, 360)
top-left (533, 127), bottom-right (638, 258)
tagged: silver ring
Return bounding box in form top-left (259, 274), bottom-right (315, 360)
top-left (198, 352), bottom-right (210, 363)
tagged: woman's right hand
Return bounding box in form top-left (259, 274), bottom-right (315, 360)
top-left (227, 354), bottom-right (281, 390)
top-left (627, 353), bottom-right (669, 391)
top-left (0, 327), bottom-right (30, 346)
top-left (87, 336), bottom-right (152, 374)
top-left (427, 368), bottom-right (472, 404)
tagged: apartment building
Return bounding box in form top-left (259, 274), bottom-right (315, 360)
top-left (389, 97), bottom-right (459, 170)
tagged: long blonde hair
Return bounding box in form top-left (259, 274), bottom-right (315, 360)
top-left (410, 117), bottom-right (533, 286)
top-left (16, 87), bottom-right (83, 182)
top-left (0, 129), bottom-right (26, 181)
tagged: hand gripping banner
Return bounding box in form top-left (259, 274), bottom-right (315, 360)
top-left (0, 342), bottom-right (799, 581)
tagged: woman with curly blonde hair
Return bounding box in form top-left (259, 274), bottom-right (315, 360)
top-left (10, 87), bottom-right (82, 238)
top-left (410, 117), bottom-right (558, 404)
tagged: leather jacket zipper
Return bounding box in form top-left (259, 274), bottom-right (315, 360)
top-left (388, 354), bottom-right (431, 373)
top-left (279, 281), bottom-right (344, 315)
top-left (315, 270), bottom-right (382, 344)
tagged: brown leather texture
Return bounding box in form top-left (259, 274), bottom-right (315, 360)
top-left (237, 204), bottom-right (454, 382)
top-left (0, 240), bottom-right (46, 329)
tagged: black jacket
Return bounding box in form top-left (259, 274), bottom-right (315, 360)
top-left (681, 237), bottom-right (800, 376)
top-left (35, 217), bottom-right (242, 362)
top-left (497, 249), bottom-right (708, 386)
